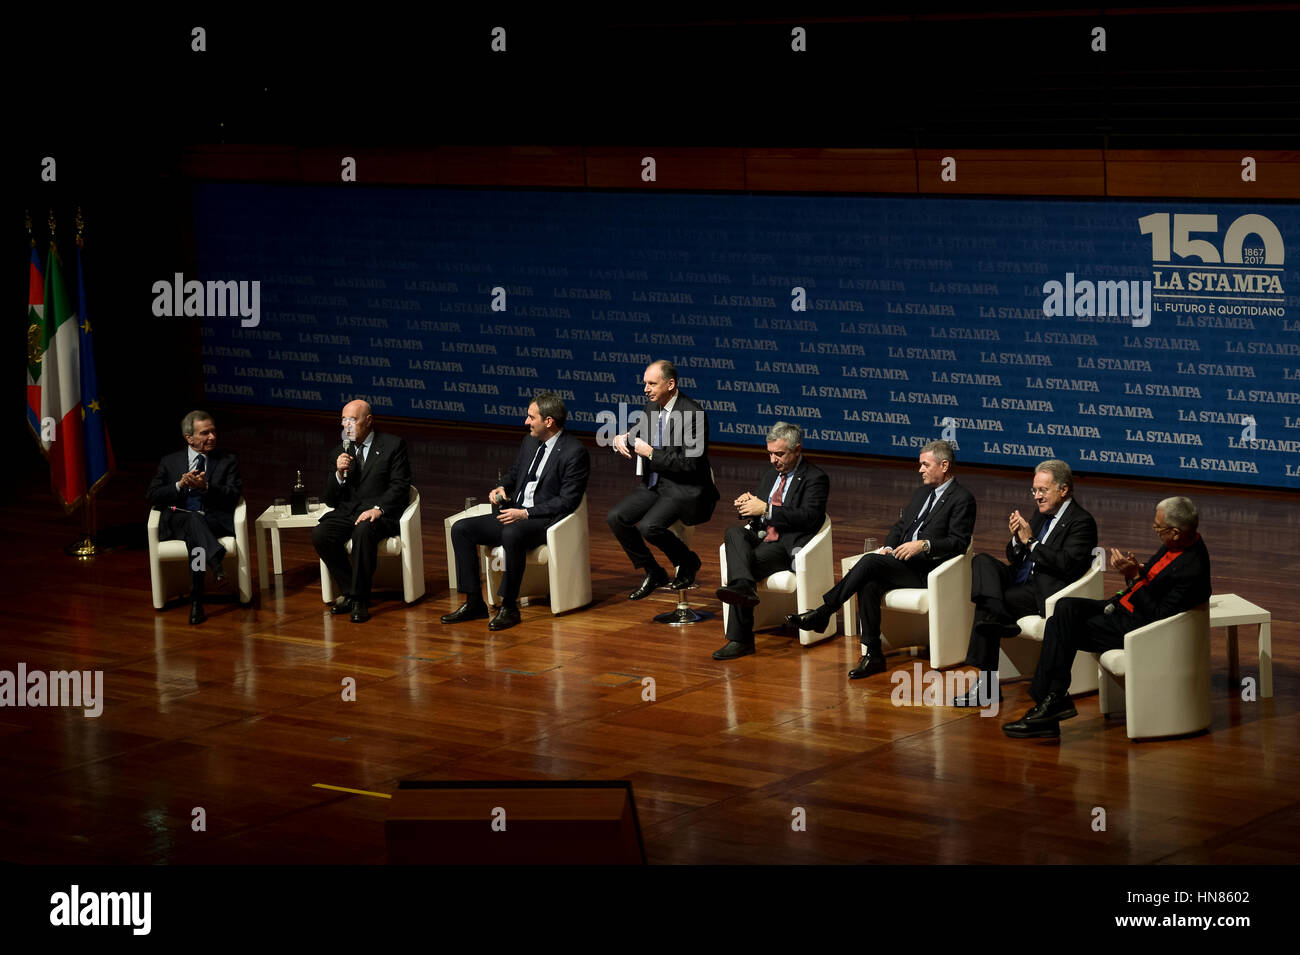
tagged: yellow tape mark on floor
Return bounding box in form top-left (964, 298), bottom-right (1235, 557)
top-left (312, 783), bottom-right (392, 799)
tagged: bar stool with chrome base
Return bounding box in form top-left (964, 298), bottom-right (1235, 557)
top-left (652, 520), bottom-right (713, 626)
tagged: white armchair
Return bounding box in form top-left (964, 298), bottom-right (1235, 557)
top-left (719, 516), bottom-right (835, 645)
top-left (148, 496), bottom-right (252, 607)
top-left (482, 494), bottom-right (592, 615)
top-left (320, 486), bottom-right (425, 604)
top-left (842, 542), bottom-right (974, 668)
top-left (1000, 564), bottom-right (1105, 693)
top-left (1097, 604), bottom-right (1211, 740)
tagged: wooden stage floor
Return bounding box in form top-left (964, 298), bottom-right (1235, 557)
top-left (4, 414), bottom-right (1297, 866)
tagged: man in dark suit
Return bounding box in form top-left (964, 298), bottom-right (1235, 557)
top-left (712, 422), bottom-right (829, 660)
top-left (606, 360), bottom-right (720, 599)
top-left (953, 459), bottom-right (1098, 707)
top-left (788, 440), bottom-right (976, 680)
top-left (146, 410), bottom-right (242, 625)
top-left (312, 398), bottom-right (411, 623)
top-left (442, 393), bottom-right (591, 631)
top-left (1003, 495), bottom-right (1212, 739)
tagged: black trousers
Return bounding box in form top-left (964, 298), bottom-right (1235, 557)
top-left (964, 552), bottom-right (1040, 670)
top-left (606, 486), bottom-right (694, 573)
top-left (722, 525), bottom-right (791, 644)
top-left (821, 552), bottom-right (928, 648)
top-left (160, 509), bottom-right (229, 599)
top-left (1029, 596), bottom-right (1128, 701)
top-left (450, 513), bottom-right (550, 604)
top-left (312, 512), bottom-right (398, 601)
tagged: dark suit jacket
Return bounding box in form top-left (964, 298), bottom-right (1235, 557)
top-left (1007, 499), bottom-right (1099, 615)
top-left (883, 480), bottom-right (977, 576)
top-left (1112, 535), bottom-right (1211, 631)
top-left (146, 448), bottom-right (242, 537)
top-left (323, 431), bottom-right (411, 527)
top-left (632, 392), bottom-right (720, 525)
top-left (743, 457), bottom-right (829, 557)
top-left (501, 431), bottom-right (591, 526)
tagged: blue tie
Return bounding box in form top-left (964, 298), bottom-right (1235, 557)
top-left (185, 453), bottom-right (206, 512)
top-left (1014, 514), bottom-right (1055, 585)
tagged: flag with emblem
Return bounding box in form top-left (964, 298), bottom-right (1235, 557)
top-left (77, 243), bottom-right (114, 493)
top-left (36, 240), bottom-right (86, 510)
top-left (25, 245), bottom-right (44, 440)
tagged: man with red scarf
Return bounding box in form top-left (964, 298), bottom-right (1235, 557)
top-left (1003, 495), bottom-right (1211, 739)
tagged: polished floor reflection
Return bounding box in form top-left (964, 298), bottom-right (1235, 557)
top-left (4, 412), bottom-right (1296, 864)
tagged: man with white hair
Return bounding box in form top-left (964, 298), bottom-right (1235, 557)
top-left (1002, 495), bottom-right (1211, 739)
top-left (313, 398), bottom-right (411, 623)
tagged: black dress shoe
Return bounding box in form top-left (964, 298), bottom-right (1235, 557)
top-left (716, 583), bottom-right (760, 607)
top-left (848, 652), bottom-right (886, 679)
top-left (628, 571), bottom-right (669, 600)
top-left (1002, 718), bottom-right (1061, 739)
top-left (712, 640), bottom-right (755, 660)
top-left (1002, 691), bottom-right (1077, 738)
top-left (329, 597), bottom-right (353, 615)
top-left (440, 598), bottom-right (489, 624)
top-left (189, 601), bottom-right (206, 625)
top-left (975, 619), bottom-right (1023, 641)
top-left (488, 606), bottom-right (521, 631)
top-left (785, 606), bottom-right (831, 633)
top-left (953, 673), bottom-right (1004, 706)
top-left (669, 551), bottom-right (702, 590)
top-left (350, 600), bottom-right (371, 623)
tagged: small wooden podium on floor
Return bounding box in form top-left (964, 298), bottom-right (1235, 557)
top-left (386, 780), bottom-right (646, 865)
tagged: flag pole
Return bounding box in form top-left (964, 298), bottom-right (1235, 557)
top-left (67, 208), bottom-right (98, 559)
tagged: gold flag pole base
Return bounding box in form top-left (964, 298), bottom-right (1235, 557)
top-left (66, 535), bottom-right (101, 559)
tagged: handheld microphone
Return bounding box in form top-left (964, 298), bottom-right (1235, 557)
top-left (340, 427), bottom-right (354, 477)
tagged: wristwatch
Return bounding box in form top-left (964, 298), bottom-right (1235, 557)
top-left (922, 539), bottom-right (931, 553)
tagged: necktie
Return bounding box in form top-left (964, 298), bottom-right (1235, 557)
top-left (185, 454), bottom-right (206, 511)
top-left (648, 412), bottom-right (663, 488)
top-left (1013, 514), bottom-right (1055, 585)
top-left (516, 444), bottom-right (546, 504)
top-left (907, 490), bottom-right (936, 540)
top-left (764, 472), bottom-right (788, 542)
top-left (352, 442), bottom-right (365, 475)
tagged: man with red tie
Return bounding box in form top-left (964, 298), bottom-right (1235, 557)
top-left (712, 422), bottom-right (829, 660)
top-left (1002, 495), bottom-right (1211, 739)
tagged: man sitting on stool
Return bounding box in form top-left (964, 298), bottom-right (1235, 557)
top-left (146, 410), bottom-right (242, 625)
top-left (787, 440), bottom-right (976, 680)
top-left (443, 393), bottom-right (590, 631)
top-left (1002, 495), bottom-right (1211, 739)
top-left (954, 459), bottom-right (1097, 706)
top-left (606, 359), bottom-right (719, 599)
top-left (713, 421), bottom-right (828, 660)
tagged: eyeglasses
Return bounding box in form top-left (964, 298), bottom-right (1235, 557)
top-left (1028, 488), bottom-right (1052, 499)
top-left (1152, 523), bottom-right (1174, 534)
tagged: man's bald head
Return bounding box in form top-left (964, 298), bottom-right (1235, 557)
top-left (342, 399), bottom-right (374, 444)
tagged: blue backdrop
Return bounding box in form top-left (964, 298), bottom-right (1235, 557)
top-left (192, 184), bottom-right (1299, 489)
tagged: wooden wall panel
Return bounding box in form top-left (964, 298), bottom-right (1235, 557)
top-left (745, 148), bottom-right (916, 193)
top-left (432, 146), bottom-right (587, 188)
top-left (1106, 149), bottom-right (1300, 199)
top-left (915, 149), bottom-right (1105, 196)
top-left (584, 147), bottom-right (746, 191)
top-left (298, 149), bottom-right (438, 184)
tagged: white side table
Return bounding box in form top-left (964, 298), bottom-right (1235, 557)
top-left (255, 503), bottom-right (333, 590)
top-left (1209, 593), bottom-right (1272, 698)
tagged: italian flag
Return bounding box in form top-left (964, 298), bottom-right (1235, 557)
top-left (34, 242), bottom-right (86, 510)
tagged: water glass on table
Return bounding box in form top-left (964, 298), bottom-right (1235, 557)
top-left (863, 537), bottom-right (878, 556)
